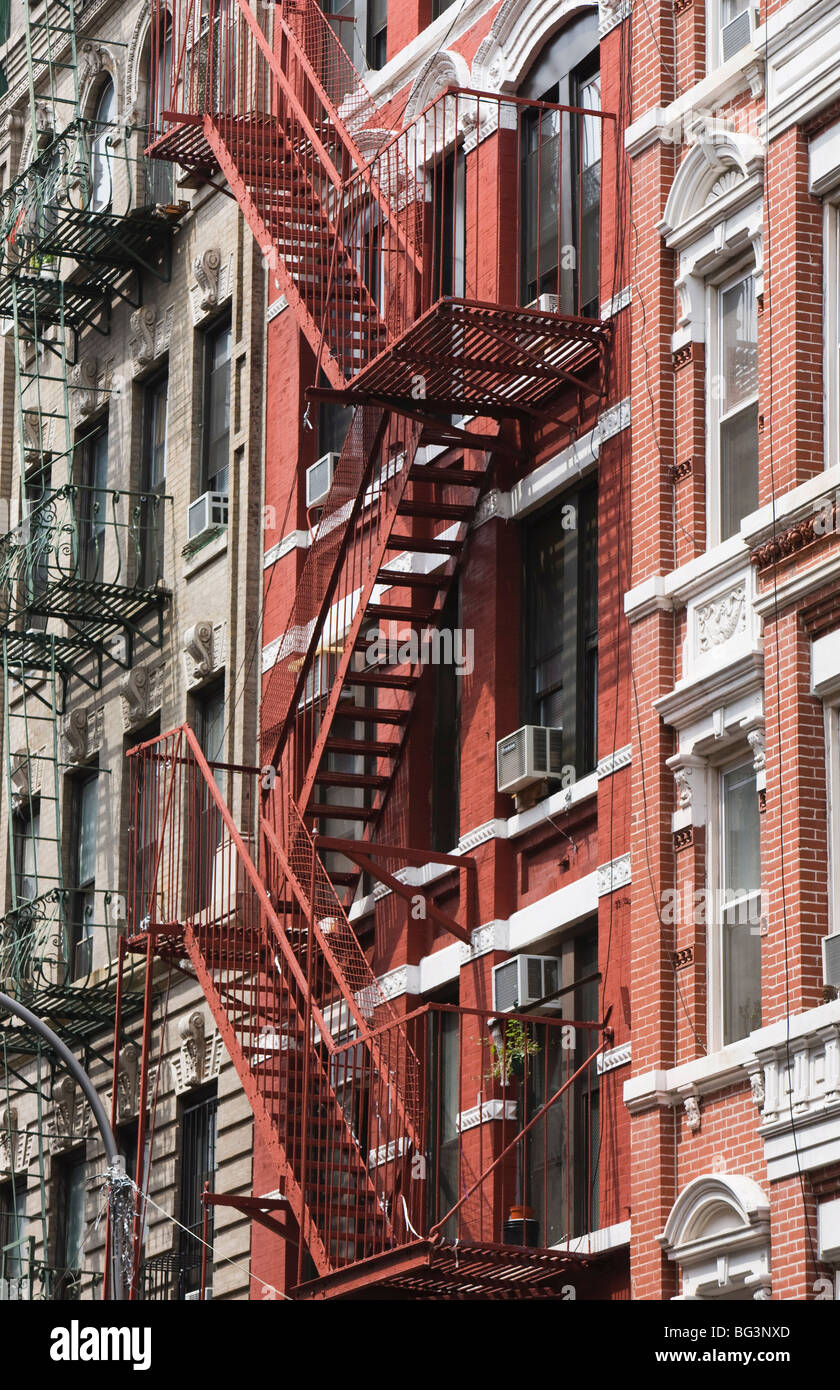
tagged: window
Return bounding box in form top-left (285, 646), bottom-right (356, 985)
top-left (178, 1085), bottom-right (217, 1297)
top-left (524, 924), bottom-right (600, 1243)
top-left (431, 583), bottom-right (461, 851)
top-left (317, 369), bottom-right (353, 459)
top-left (431, 0), bottom-right (457, 15)
top-left (430, 148), bottom-right (466, 303)
top-left (715, 0), bottom-right (755, 69)
top-left (523, 486), bottom-right (598, 774)
top-left (146, 23), bottom-right (174, 206)
top-left (13, 801), bottom-right (40, 905)
top-left (130, 717), bottom-right (160, 930)
top-left (55, 1150), bottom-right (87, 1299)
top-left (68, 772), bottom-right (98, 981)
top-left (202, 319), bottom-right (231, 496)
top-left (713, 758), bottom-right (762, 1046)
top-left (574, 68), bottom-right (602, 319)
top-left (79, 424), bottom-right (109, 582)
top-left (140, 371), bottom-right (168, 587)
top-left (23, 463), bottom-right (51, 629)
top-left (90, 79), bottom-right (115, 213)
top-left (709, 270), bottom-right (759, 542)
top-left (0, 1180), bottom-right (28, 1284)
top-left (366, 0), bottom-right (386, 69)
top-left (192, 682), bottom-right (226, 912)
top-left (518, 17), bottom-right (600, 313)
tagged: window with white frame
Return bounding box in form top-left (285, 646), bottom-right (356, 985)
top-left (710, 757), bottom-right (762, 1047)
top-left (825, 201), bottom-right (840, 472)
top-left (708, 0), bottom-right (757, 73)
top-left (708, 266), bottom-right (759, 544)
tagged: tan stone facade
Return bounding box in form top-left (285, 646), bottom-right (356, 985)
top-left (0, 0), bottom-right (264, 1300)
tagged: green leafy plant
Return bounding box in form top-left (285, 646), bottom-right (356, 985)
top-left (489, 1018), bottom-right (541, 1083)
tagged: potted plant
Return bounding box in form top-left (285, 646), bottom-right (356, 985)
top-left (488, 1016), bottom-right (541, 1086)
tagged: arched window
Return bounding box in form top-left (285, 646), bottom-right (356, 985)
top-left (90, 79), bottom-right (115, 212)
top-left (660, 1174), bottom-right (772, 1300)
top-left (518, 15), bottom-right (601, 315)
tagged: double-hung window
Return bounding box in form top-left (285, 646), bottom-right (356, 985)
top-left (79, 424), bottom-right (109, 583)
top-left (202, 319), bottom-right (231, 497)
top-left (140, 371), bottom-right (168, 587)
top-left (710, 268), bottom-right (759, 543)
top-left (523, 485), bottom-right (598, 774)
top-left (68, 772), bottom-right (98, 981)
top-left (713, 758), bottom-right (762, 1046)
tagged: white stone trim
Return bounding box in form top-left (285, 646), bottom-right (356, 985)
top-left (659, 1174), bottom-right (771, 1301)
top-left (597, 744), bottom-right (632, 779)
top-left (600, 285), bottom-right (632, 318)
top-left (553, 1219), bottom-right (632, 1255)
top-left (598, 0), bottom-right (632, 37)
top-left (376, 964), bottom-right (421, 1001)
top-left (758, 0), bottom-right (840, 141)
top-left (266, 294), bottom-right (288, 323)
top-left (456, 1098), bottom-right (519, 1132)
top-left (596, 853), bottom-right (631, 897)
top-left (263, 530), bottom-right (311, 569)
top-left (597, 1042), bottom-right (632, 1075)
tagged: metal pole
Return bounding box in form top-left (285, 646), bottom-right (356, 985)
top-left (0, 990), bottom-right (127, 1301)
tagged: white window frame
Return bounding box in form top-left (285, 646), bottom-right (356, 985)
top-left (705, 259), bottom-right (758, 548)
top-left (705, 0), bottom-right (757, 76)
top-left (706, 751), bottom-right (762, 1051)
top-left (824, 199), bottom-right (840, 473)
top-left (825, 704), bottom-right (840, 937)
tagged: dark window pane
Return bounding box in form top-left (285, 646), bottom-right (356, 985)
top-left (203, 322), bottom-right (231, 495)
top-left (720, 401), bottom-right (759, 540)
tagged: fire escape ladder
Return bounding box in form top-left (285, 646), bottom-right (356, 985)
top-left (130, 726), bottom-right (425, 1274)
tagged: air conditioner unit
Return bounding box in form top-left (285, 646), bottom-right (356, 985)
top-left (187, 490), bottom-right (228, 540)
top-left (720, 5), bottom-right (755, 61)
top-left (496, 725), bottom-right (564, 795)
top-left (185, 1287), bottom-right (213, 1301)
top-left (526, 293), bottom-right (559, 314)
top-left (306, 452), bottom-right (339, 508)
top-left (492, 954), bottom-right (561, 1013)
top-left (823, 933), bottom-right (840, 989)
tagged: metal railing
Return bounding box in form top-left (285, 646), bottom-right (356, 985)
top-left (0, 484), bottom-right (169, 628)
top-left (0, 888), bottom-right (127, 995)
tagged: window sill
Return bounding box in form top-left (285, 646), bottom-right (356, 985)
top-left (183, 527), bottom-right (228, 578)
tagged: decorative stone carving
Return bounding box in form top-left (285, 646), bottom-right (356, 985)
top-left (116, 1043), bottom-right (140, 1121)
top-left (674, 767), bottom-right (693, 809)
top-left (696, 584), bottom-right (746, 652)
top-left (193, 247), bottom-right (222, 311)
top-left (749, 1071), bottom-right (765, 1109)
top-left (751, 517), bottom-right (816, 570)
top-left (79, 42), bottom-right (105, 87)
top-left (129, 305), bottom-right (156, 368)
top-left (9, 747), bottom-right (46, 807)
top-left (61, 704), bottom-right (103, 765)
top-left (49, 1076), bottom-right (87, 1153)
top-left (179, 1012), bottom-right (206, 1088)
top-left (129, 304), bottom-right (174, 371)
top-left (0, 1106), bottom-right (19, 1172)
top-left (119, 662), bottom-right (165, 731)
top-left (404, 50), bottom-right (471, 124)
top-left (457, 919), bottom-right (510, 963)
top-left (599, 0), bottom-right (632, 36)
top-left (170, 1014), bottom-right (224, 1095)
top-left (596, 853), bottom-right (632, 898)
top-left (684, 1096), bottom-right (701, 1132)
top-left (747, 728), bottom-right (765, 772)
top-left (183, 620), bottom-right (226, 687)
top-left (70, 356), bottom-right (100, 421)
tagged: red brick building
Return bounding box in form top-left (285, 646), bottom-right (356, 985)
top-left (134, 0), bottom-right (840, 1302)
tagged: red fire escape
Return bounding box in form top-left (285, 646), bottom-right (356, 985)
top-left (114, 0), bottom-right (615, 1299)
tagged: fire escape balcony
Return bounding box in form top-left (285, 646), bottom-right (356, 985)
top-left (0, 118), bottom-right (179, 331)
top-left (148, 0), bottom-right (613, 414)
top-left (0, 484), bottom-right (171, 662)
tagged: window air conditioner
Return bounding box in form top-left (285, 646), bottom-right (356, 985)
top-left (492, 954), bottom-right (561, 1012)
top-left (496, 725), bottom-right (564, 794)
top-left (525, 293), bottom-right (559, 314)
top-left (306, 452), bottom-right (339, 508)
top-left (822, 933), bottom-right (840, 989)
top-left (188, 490), bottom-right (228, 540)
top-left (184, 1288), bottom-right (213, 1301)
top-left (720, 5), bottom-right (755, 61)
